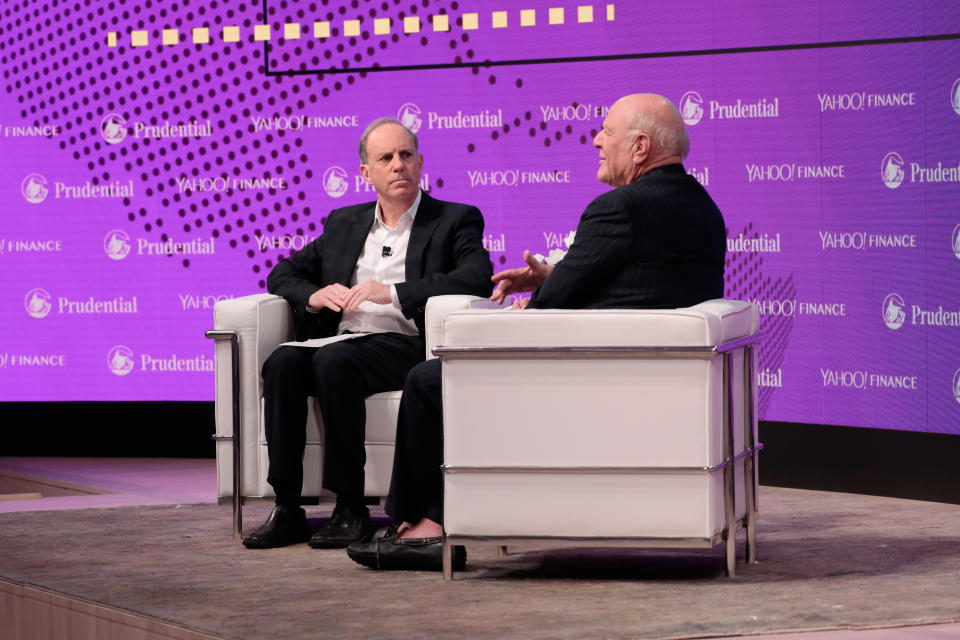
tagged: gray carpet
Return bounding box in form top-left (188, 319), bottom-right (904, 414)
top-left (2, 487), bottom-right (960, 640)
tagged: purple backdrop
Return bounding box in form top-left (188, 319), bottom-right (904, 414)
top-left (1, 0), bottom-right (959, 434)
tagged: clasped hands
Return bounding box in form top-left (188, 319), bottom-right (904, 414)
top-left (308, 280), bottom-right (391, 312)
top-left (490, 250), bottom-right (553, 309)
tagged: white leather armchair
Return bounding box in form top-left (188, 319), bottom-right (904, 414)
top-left (433, 299), bottom-right (762, 578)
top-left (207, 293), bottom-right (486, 538)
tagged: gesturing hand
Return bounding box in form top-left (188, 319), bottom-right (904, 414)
top-left (308, 284), bottom-right (351, 312)
top-left (490, 250), bottom-right (553, 305)
top-left (342, 279), bottom-right (391, 309)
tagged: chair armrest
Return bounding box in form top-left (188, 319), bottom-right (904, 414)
top-left (438, 300), bottom-right (759, 349)
top-left (424, 295), bottom-right (491, 358)
top-left (212, 294), bottom-right (293, 428)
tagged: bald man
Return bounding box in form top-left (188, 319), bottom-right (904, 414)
top-left (347, 94), bottom-right (726, 571)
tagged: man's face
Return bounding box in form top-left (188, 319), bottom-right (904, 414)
top-left (360, 123), bottom-right (423, 206)
top-left (593, 102), bottom-right (638, 188)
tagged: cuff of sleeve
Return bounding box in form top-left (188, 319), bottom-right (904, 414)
top-left (390, 285), bottom-right (401, 309)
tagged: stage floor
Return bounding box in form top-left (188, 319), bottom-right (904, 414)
top-left (1, 457), bottom-right (959, 640)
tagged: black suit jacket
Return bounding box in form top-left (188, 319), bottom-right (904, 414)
top-left (529, 164), bottom-right (725, 310)
top-left (267, 192), bottom-right (493, 340)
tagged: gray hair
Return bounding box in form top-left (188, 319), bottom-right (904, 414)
top-left (625, 98), bottom-right (690, 160)
top-left (358, 117), bottom-right (419, 164)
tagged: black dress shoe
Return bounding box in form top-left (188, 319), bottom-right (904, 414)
top-left (242, 505), bottom-right (311, 549)
top-left (346, 532), bottom-right (466, 571)
top-left (308, 504), bottom-right (373, 549)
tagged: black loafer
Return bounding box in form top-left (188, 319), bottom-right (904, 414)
top-left (242, 506), bottom-right (311, 549)
top-left (308, 504), bottom-right (373, 549)
top-left (346, 533), bottom-right (466, 571)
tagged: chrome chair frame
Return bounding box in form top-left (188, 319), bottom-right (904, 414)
top-left (205, 329), bottom-right (243, 539)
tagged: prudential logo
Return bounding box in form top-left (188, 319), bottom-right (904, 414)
top-left (397, 103), bottom-right (423, 133)
top-left (952, 223), bottom-right (960, 260)
top-left (25, 288), bottom-right (52, 318)
top-left (951, 79), bottom-right (960, 116)
top-left (953, 368), bottom-right (960, 404)
top-left (322, 166), bottom-right (349, 198)
top-left (22, 173), bottom-right (49, 203)
top-left (881, 152), bottom-right (905, 189)
top-left (107, 345), bottom-right (135, 376)
top-left (100, 113), bottom-right (128, 144)
top-left (104, 229), bottom-right (131, 260)
top-left (882, 293), bottom-right (907, 330)
top-left (678, 91), bottom-right (704, 125)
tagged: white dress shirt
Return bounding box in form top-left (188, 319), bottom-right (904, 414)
top-left (337, 190), bottom-right (421, 336)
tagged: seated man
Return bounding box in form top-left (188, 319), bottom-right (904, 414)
top-left (243, 118), bottom-right (493, 549)
top-left (346, 93), bottom-right (727, 570)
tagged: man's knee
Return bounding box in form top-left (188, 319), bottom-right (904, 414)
top-left (262, 345), bottom-right (307, 381)
top-left (310, 341), bottom-right (362, 384)
top-left (404, 358), bottom-right (442, 400)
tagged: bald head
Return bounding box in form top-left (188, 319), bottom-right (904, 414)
top-left (593, 93), bottom-right (689, 187)
top-left (617, 93), bottom-right (690, 160)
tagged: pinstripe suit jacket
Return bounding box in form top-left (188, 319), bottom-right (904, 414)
top-left (528, 164), bottom-right (725, 310)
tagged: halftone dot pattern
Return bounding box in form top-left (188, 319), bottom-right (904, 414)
top-left (3, 0), bottom-right (792, 389)
top-left (724, 221), bottom-right (796, 416)
top-left (2, 0), bottom-right (495, 287)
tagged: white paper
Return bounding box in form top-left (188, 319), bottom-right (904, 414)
top-left (280, 333), bottom-right (372, 348)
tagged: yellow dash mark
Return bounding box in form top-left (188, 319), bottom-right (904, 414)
top-left (520, 9), bottom-right (536, 26)
top-left (462, 13), bottom-right (479, 30)
top-left (343, 20), bottom-right (361, 37)
top-left (548, 8), bottom-right (564, 25)
top-left (192, 27), bottom-right (210, 44)
top-left (107, 32), bottom-right (117, 47)
top-left (404, 16), bottom-right (420, 33)
top-left (254, 24), bottom-right (271, 41)
top-left (607, 4), bottom-right (616, 21)
top-left (284, 23), bottom-right (301, 40)
top-left (162, 29), bottom-right (178, 45)
top-left (314, 21), bottom-right (330, 38)
top-left (432, 14), bottom-right (449, 31)
top-left (131, 30), bottom-right (148, 47)
top-left (223, 26), bottom-right (240, 42)
top-left (374, 18), bottom-right (391, 35)
top-left (577, 6), bottom-right (593, 23)
top-left (492, 11), bottom-right (507, 28)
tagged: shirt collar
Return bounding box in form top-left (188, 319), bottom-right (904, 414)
top-left (374, 189), bottom-right (421, 229)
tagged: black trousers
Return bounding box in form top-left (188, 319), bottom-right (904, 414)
top-left (261, 333), bottom-right (424, 504)
top-left (385, 357), bottom-right (444, 524)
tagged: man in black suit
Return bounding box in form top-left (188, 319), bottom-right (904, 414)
top-left (347, 93), bottom-right (726, 570)
top-left (242, 118), bottom-right (492, 549)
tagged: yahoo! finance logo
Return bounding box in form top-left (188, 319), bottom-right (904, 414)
top-left (882, 293), bottom-right (907, 330)
top-left (25, 288), bottom-right (52, 318)
top-left (104, 229), bottom-right (131, 260)
top-left (100, 113), bottom-right (128, 144)
top-left (22, 173), bottom-right (49, 203)
top-left (881, 152), bottom-right (905, 189)
top-left (107, 345), bottom-right (135, 376)
top-left (322, 166), bottom-right (349, 198)
top-left (679, 91), bottom-right (704, 125)
top-left (397, 103), bottom-right (423, 133)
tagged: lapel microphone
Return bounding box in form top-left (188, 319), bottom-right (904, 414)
top-left (381, 246), bottom-right (393, 257)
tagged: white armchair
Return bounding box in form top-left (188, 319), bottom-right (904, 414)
top-left (433, 299), bottom-right (762, 578)
top-left (207, 293), bottom-right (486, 538)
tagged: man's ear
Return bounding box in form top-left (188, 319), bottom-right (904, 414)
top-left (358, 163), bottom-right (372, 183)
top-left (632, 132), bottom-right (650, 163)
